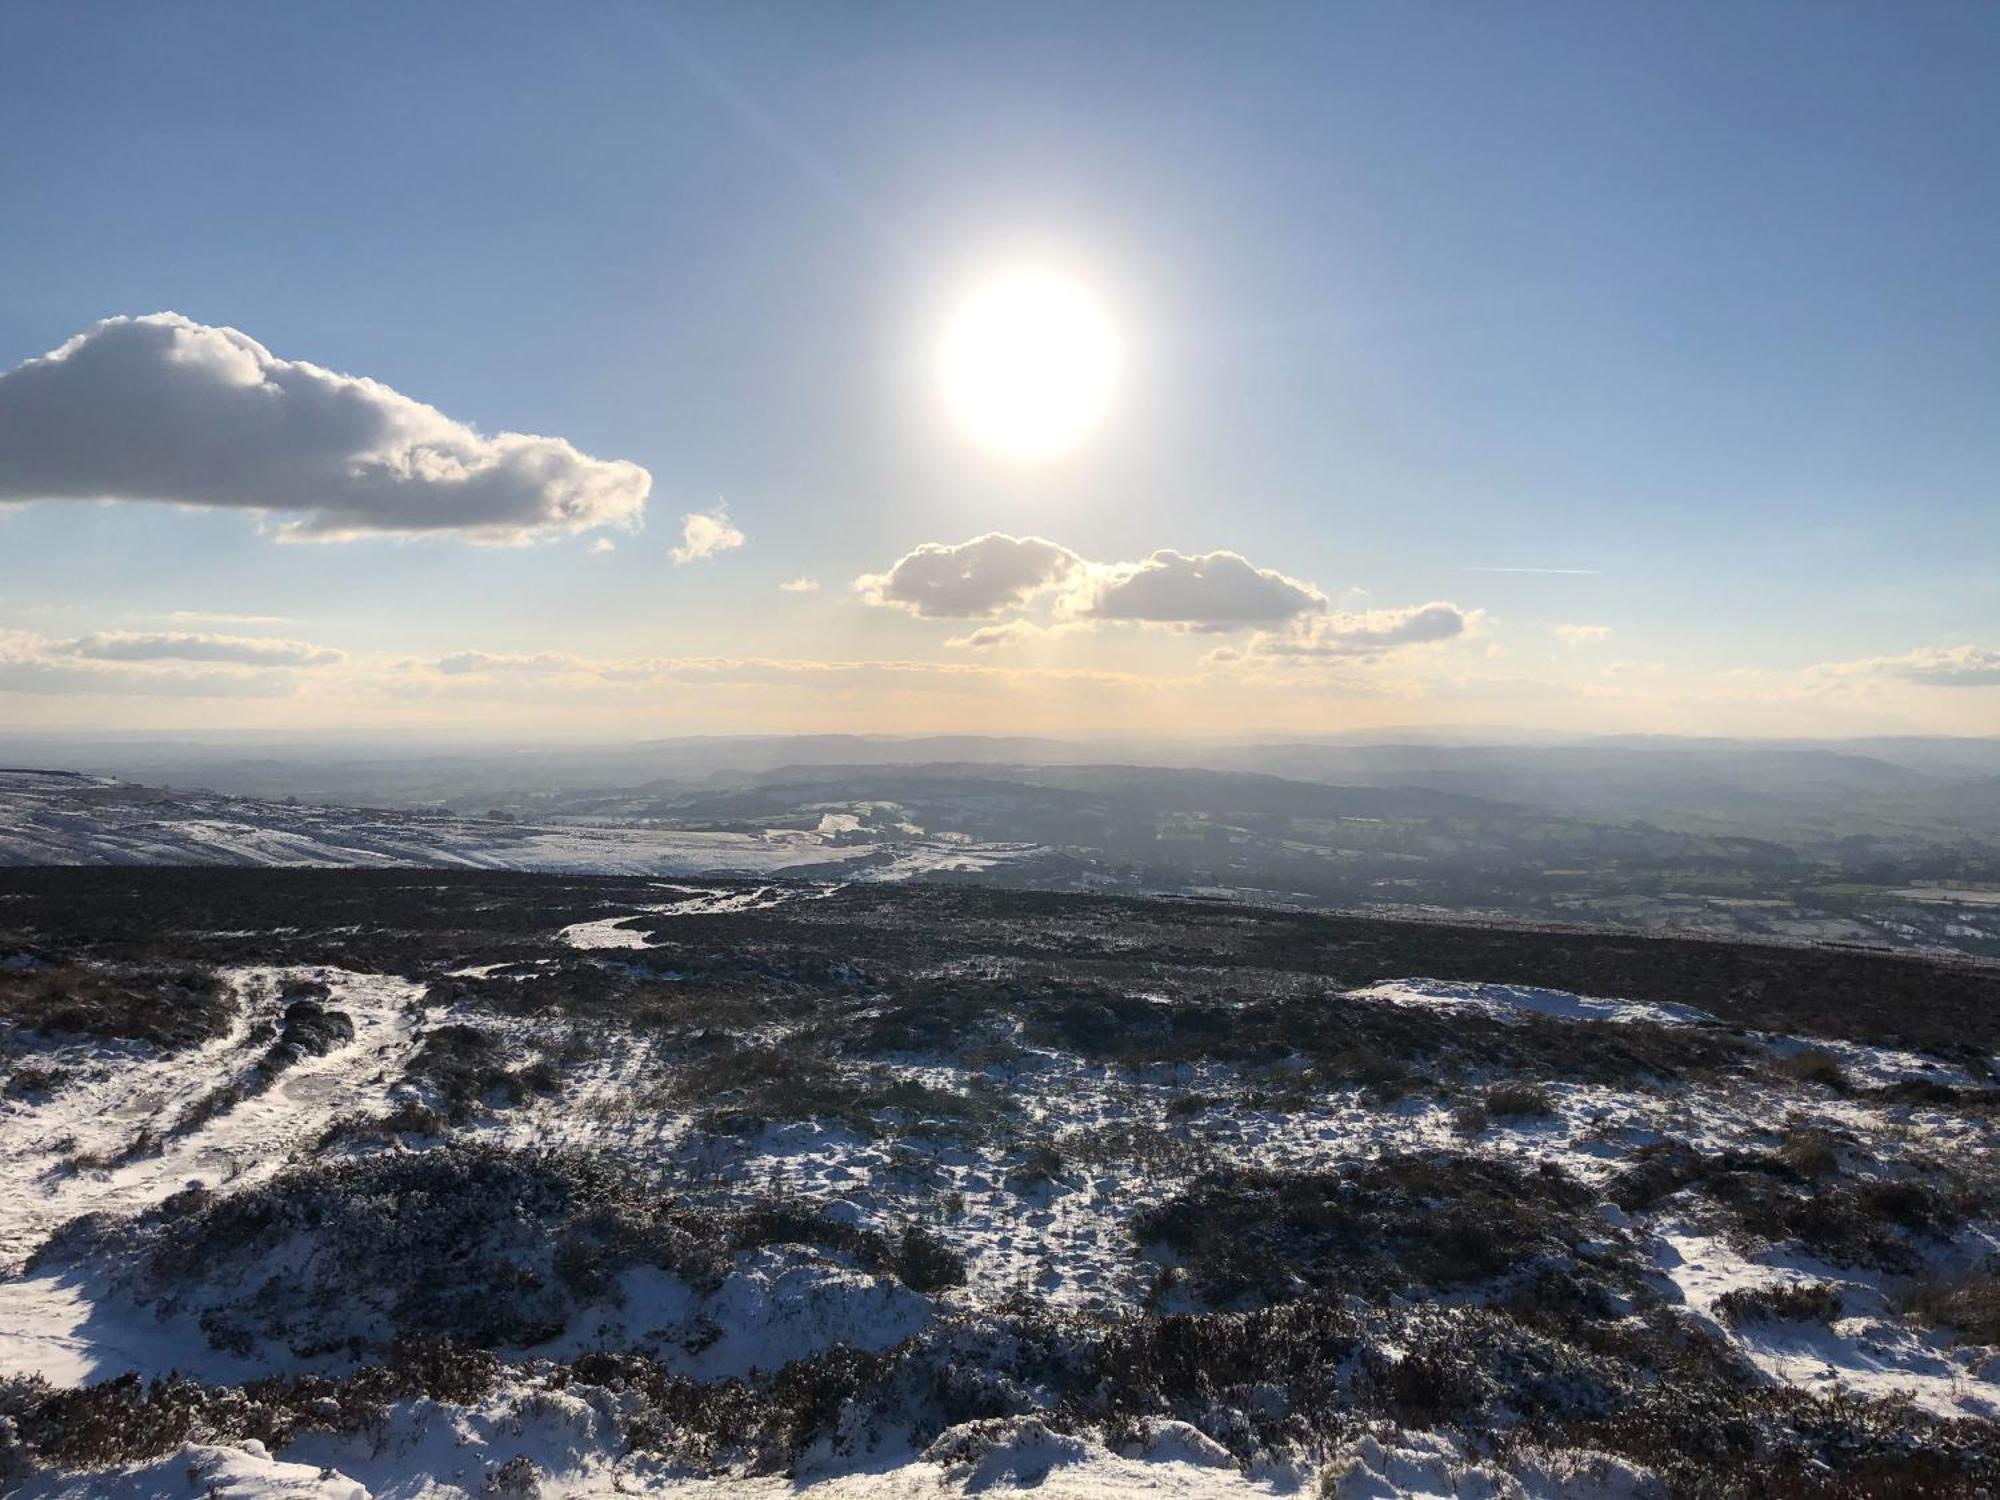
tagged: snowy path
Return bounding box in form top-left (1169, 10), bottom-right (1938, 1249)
top-left (0, 968), bottom-right (426, 1385)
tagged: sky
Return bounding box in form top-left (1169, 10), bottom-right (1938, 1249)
top-left (0, 1), bottom-right (1995, 739)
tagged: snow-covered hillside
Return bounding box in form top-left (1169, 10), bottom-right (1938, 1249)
top-left (0, 770), bottom-right (1043, 881)
top-left (2, 874), bottom-right (1997, 1497)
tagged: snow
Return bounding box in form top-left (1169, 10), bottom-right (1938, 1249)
top-left (5, 945), bottom-right (1996, 1496)
top-left (1349, 977), bottom-right (1717, 1028)
top-left (1762, 1031), bottom-right (1987, 1090)
top-left (1652, 1218), bottom-right (2000, 1420)
top-left (0, 770), bottom-right (1043, 883)
top-left (519, 1255), bottom-right (933, 1382)
top-left (14, 1385), bottom-right (1323, 1499)
top-left (0, 967), bottom-right (425, 1386)
top-left (558, 882), bottom-right (839, 950)
top-left (15, 1440), bottom-right (370, 1499)
top-left (1320, 1432), bottom-right (1655, 1500)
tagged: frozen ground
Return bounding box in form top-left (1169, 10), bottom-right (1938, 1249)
top-left (2, 873), bottom-right (1998, 1496)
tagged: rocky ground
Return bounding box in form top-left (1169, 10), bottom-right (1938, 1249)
top-left (1, 869), bottom-right (1997, 1497)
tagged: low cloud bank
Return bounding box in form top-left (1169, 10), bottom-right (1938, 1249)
top-left (1238, 602), bottom-right (1475, 659)
top-left (57, 631), bottom-right (344, 668)
top-left (1809, 645), bottom-right (2000, 688)
top-left (0, 630), bottom-right (303, 698)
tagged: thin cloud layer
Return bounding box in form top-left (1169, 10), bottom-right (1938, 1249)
top-left (0, 313), bottom-right (650, 542)
top-left (0, 660), bottom-right (299, 698)
top-left (165, 610), bottom-right (292, 626)
top-left (856, 534), bottom-right (1082, 618)
top-left (434, 650), bottom-right (583, 676)
top-left (944, 619), bottom-right (1074, 650)
top-left (0, 630), bottom-right (302, 698)
top-left (1810, 645), bottom-right (2000, 688)
top-left (1215, 602), bottom-right (1475, 663)
top-left (671, 506), bottom-right (746, 565)
top-left (411, 648), bottom-right (1166, 694)
top-left (57, 631), bottom-right (345, 668)
top-left (1288, 602), bottom-right (1472, 656)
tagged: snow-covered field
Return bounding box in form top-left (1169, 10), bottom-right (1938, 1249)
top-left (2, 874), bottom-right (1997, 1496)
top-left (0, 770), bottom-right (1043, 881)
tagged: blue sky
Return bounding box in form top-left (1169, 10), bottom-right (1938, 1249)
top-left (0, 2), bottom-right (1994, 736)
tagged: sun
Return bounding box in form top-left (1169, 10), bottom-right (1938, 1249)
top-left (939, 265), bottom-right (1119, 460)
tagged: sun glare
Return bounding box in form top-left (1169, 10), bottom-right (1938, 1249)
top-left (939, 265), bottom-right (1118, 459)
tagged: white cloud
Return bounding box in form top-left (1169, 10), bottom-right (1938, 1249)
top-left (1234, 602), bottom-right (1475, 660)
top-left (856, 534), bottom-right (1082, 618)
top-left (1069, 549), bottom-right (1325, 632)
top-left (56, 630), bottom-right (345, 667)
top-left (0, 313), bottom-right (649, 542)
top-left (1554, 623), bottom-right (1613, 645)
top-left (857, 536), bottom-right (1326, 633)
top-left (589, 537), bottom-right (617, 555)
top-left (778, 577), bottom-right (820, 593)
top-left (670, 505), bottom-right (746, 565)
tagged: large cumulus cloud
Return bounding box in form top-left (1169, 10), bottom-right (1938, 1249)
top-left (0, 313), bottom-right (649, 542)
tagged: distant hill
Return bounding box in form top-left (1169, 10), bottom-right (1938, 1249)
top-left (0, 769), bottom-right (1045, 881)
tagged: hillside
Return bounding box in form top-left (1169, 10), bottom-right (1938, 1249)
top-left (1, 871), bottom-right (1997, 1495)
top-left (0, 770), bottom-right (1048, 884)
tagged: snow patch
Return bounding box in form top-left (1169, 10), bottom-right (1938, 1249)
top-left (1651, 1219), bottom-right (2000, 1420)
top-left (558, 882), bottom-right (840, 950)
top-left (1350, 978), bottom-right (1717, 1028)
top-left (13, 1439), bottom-right (368, 1499)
